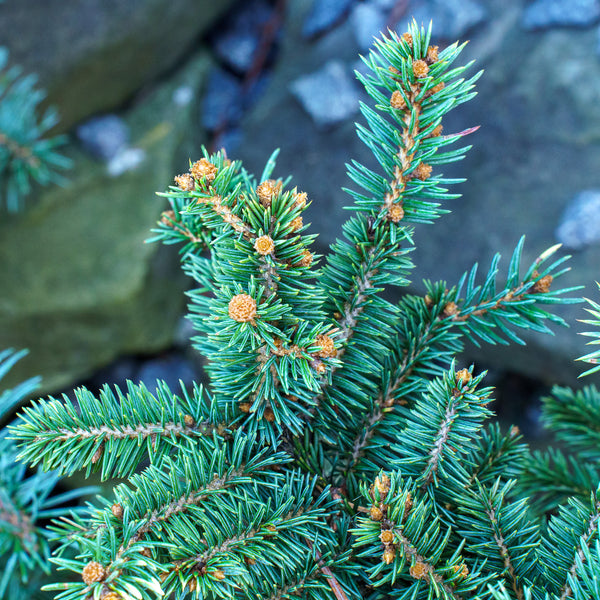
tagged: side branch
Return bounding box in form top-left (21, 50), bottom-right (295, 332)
top-left (560, 501), bottom-right (600, 600)
top-left (484, 498), bottom-right (524, 600)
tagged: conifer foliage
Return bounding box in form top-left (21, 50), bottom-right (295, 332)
top-left (0, 350), bottom-right (91, 599)
top-left (0, 47), bottom-right (70, 212)
top-left (11, 23), bottom-right (600, 600)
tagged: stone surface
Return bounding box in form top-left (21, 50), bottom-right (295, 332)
top-left (136, 354), bottom-right (198, 392)
top-left (290, 60), bottom-right (360, 128)
top-left (556, 190), bottom-right (600, 249)
top-left (213, 0), bottom-right (274, 73)
top-left (351, 2), bottom-right (387, 51)
top-left (302, 0), bottom-right (356, 38)
top-left (201, 67), bottom-right (245, 131)
top-left (523, 0), bottom-right (600, 30)
top-left (106, 147), bottom-right (146, 177)
top-left (76, 115), bottom-right (130, 160)
top-left (398, 0), bottom-right (488, 40)
top-left (0, 0), bottom-right (236, 130)
top-left (237, 0), bottom-right (600, 385)
top-left (0, 53), bottom-right (211, 393)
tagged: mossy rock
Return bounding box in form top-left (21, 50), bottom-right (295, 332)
top-left (0, 0), bottom-right (236, 129)
top-left (0, 52), bottom-right (211, 393)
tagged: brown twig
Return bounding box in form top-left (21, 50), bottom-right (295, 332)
top-left (305, 539), bottom-right (350, 600)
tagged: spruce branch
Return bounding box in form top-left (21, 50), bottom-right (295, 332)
top-left (447, 238), bottom-right (581, 346)
top-left (0, 350), bottom-right (92, 599)
top-left (353, 472), bottom-right (489, 598)
top-left (13, 380), bottom-right (226, 479)
top-left (453, 480), bottom-right (540, 600)
top-left (538, 491), bottom-right (600, 598)
top-left (539, 385), bottom-right (600, 461)
top-left (0, 48), bottom-right (70, 212)
top-left (463, 423), bottom-right (528, 488)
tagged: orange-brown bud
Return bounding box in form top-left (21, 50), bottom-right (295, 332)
top-left (190, 158), bottom-right (218, 184)
top-left (533, 274), bottom-right (553, 294)
top-left (174, 173), bottom-right (195, 191)
top-left (413, 162), bottom-right (432, 181)
top-left (380, 530), bottom-right (394, 545)
top-left (315, 334), bottom-right (337, 359)
top-left (410, 560), bottom-right (429, 580)
top-left (453, 563), bottom-right (469, 579)
top-left (456, 368), bottom-right (472, 386)
top-left (256, 179), bottom-right (282, 207)
top-left (383, 547), bottom-right (396, 564)
top-left (374, 473), bottom-right (391, 498)
top-left (412, 59), bottom-right (429, 78)
top-left (228, 294), bottom-right (257, 323)
top-left (431, 124), bottom-right (444, 137)
top-left (390, 90), bottom-right (406, 110)
top-left (160, 210), bottom-right (176, 226)
top-left (293, 190), bottom-right (308, 208)
top-left (388, 204), bottom-right (404, 223)
top-left (254, 235), bottom-right (275, 255)
top-left (290, 216), bottom-right (303, 232)
top-left (91, 443), bottom-right (104, 464)
top-left (404, 492), bottom-right (413, 516)
top-left (111, 503), bottom-right (124, 520)
top-left (299, 249), bottom-right (313, 267)
top-left (426, 45), bottom-right (439, 63)
top-left (442, 301), bottom-right (459, 317)
top-left (370, 505), bottom-right (384, 521)
top-left (82, 561), bottom-right (106, 585)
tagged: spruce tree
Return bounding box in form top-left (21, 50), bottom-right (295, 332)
top-left (11, 23), bottom-right (600, 600)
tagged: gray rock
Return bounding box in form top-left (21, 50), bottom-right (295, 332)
top-left (76, 115), bottom-right (129, 160)
top-left (137, 354), bottom-right (198, 392)
top-left (372, 0), bottom-right (396, 9)
top-left (172, 85), bottom-right (194, 107)
top-left (87, 356), bottom-right (140, 391)
top-left (523, 0), bottom-right (600, 30)
top-left (398, 0), bottom-right (487, 39)
top-left (302, 0), bottom-right (356, 38)
top-left (174, 317), bottom-right (196, 348)
top-left (201, 67), bottom-right (244, 131)
top-left (290, 60), bottom-right (360, 128)
top-left (213, 0), bottom-right (274, 73)
top-left (106, 147), bottom-right (146, 177)
top-left (213, 128), bottom-right (244, 155)
top-left (351, 3), bottom-right (387, 50)
top-left (0, 0), bottom-right (237, 130)
top-left (555, 190), bottom-right (600, 249)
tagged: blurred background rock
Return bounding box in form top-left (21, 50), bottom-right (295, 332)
top-left (1, 0), bottom-right (600, 439)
